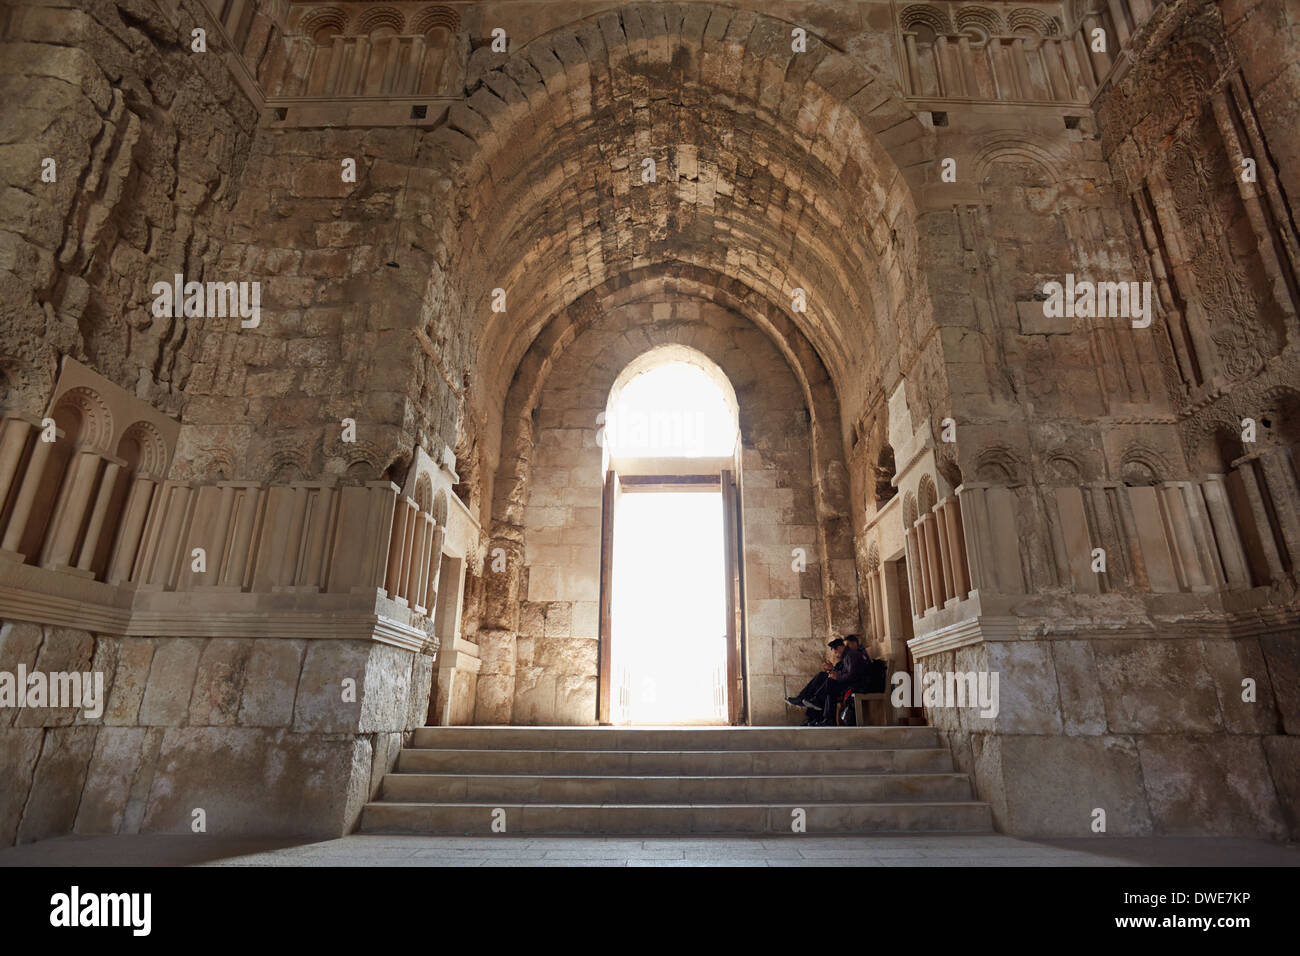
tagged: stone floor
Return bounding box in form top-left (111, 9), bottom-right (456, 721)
top-left (1, 833), bottom-right (1296, 867)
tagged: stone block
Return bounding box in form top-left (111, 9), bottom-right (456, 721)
top-left (512, 666), bottom-right (557, 725)
top-left (983, 640), bottom-right (1062, 734)
top-left (137, 639), bottom-right (203, 727)
top-left (0, 622), bottom-right (45, 729)
top-left (14, 626), bottom-right (95, 728)
top-left (1016, 299), bottom-right (1071, 335)
top-left (571, 601), bottom-right (599, 638)
top-left (1200, 638), bottom-right (1279, 735)
top-left (474, 674), bottom-right (514, 724)
top-left (748, 598), bottom-right (811, 639)
top-left (74, 727), bottom-right (148, 834)
top-left (1259, 633), bottom-right (1300, 735)
top-left (996, 734), bottom-right (1153, 836)
top-left (555, 674), bottom-right (597, 724)
top-left (189, 638), bottom-right (253, 726)
top-left (238, 639), bottom-right (305, 727)
top-left (1136, 736), bottom-right (1287, 838)
top-left (1262, 736), bottom-right (1300, 840)
top-left (537, 637), bottom-right (598, 676)
top-left (105, 638), bottom-right (155, 726)
top-left (0, 728), bottom-right (43, 846)
top-left (360, 644), bottom-right (413, 733)
top-left (1051, 640), bottom-right (1107, 735)
top-left (16, 726), bottom-right (97, 844)
top-left (292, 641), bottom-right (370, 734)
top-left (406, 653), bottom-right (436, 730)
top-left (1091, 639), bottom-right (1221, 734)
top-left (141, 728), bottom-right (372, 838)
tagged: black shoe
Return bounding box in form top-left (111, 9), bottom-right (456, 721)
top-left (785, 696), bottom-right (805, 708)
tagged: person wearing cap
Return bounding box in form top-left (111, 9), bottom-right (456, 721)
top-left (784, 638), bottom-right (846, 725)
top-left (820, 633), bottom-right (870, 724)
top-left (795, 633), bottom-right (870, 725)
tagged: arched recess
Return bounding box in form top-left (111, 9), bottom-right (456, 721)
top-left (417, 2), bottom-right (937, 469)
top-left (411, 4), bottom-right (944, 723)
top-left (477, 280), bottom-right (862, 724)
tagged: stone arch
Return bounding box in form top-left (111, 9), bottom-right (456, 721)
top-left (301, 6), bottom-right (348, 44)
top-left (116, 421), bottom-right (168, 481)
top-left (903, 492), bottom-right (919, 527)
top-left (267, 447), bottom-right (310, 483)
top-left (1119, 442), bottom-right (1171, 485)
top-left (205, 450), bottom-right (235, 482)
top-left (1045, 453), bottom-right (1083, 483)
top-left (917, 474), bottom-right (938, 514)
top-left (336, 440), bottom-right (384, 482)
top-left (50, 386), bottom-right (113, 453)
top-left (972, 444), bottom-right (1023, 484)
top-left (479, 276), bottom-right (861, 723)
top-left (901, 4), bottom-right (953, 39)
top-left (604, 343), bottom-right (740, 454)
top-left (487, 265), bottom-right (849, 537)
top-left (414, 473), bottom-right (433, 513)
top-left (356, 6), bottom-right (405, 38)
top-left (974, 134), bottom-right (1069, 185)
top-left (423, 2), bottom-right (934, 453)
top-left (414, 5), bottom-right (460, 36)
top-left (955, 6), bottom-right (1004, 43)
top-left (432, 4), bottom-right (939, 725)
top-left (1007, 8), bottom-right (1060, 37)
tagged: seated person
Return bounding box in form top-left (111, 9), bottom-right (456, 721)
top-left (790, 634), bottom-right (870, 725)
top-left (785, 638), bottom-right (845, 720)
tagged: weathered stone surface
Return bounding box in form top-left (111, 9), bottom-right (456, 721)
top-left (104, 639), bottom-right (155, 726)
top-left (1050, 640), bottom-right (1108, 736)
top-left (188, 639), bottom-right (253, 726)
top-left (15, 726), bottom-right (97, 843)
top-left (141, 729), bottom-right (372, 838)
top-left (237, 640), bottom-right (305, 728)
top-left (137, 639), bottom-right (202, 727)
top-left (292, 641), bottom-right (370, 734)
top-left (0, 622), bottom-right (44, 729)
top-left (1136, 736), bottom-right (1288, 838)
top-left (1091, 640), bottom-right (1222, 735)
top-left (406, 654), bottom-right (436, 730)
top-left (997, 735), bottom-right (1154, 837)
top-left (1259, 633), bottom-right (1300, 735)
top-left (1262, 736), bottom-right (1300, 840)
top-left (983, 641), bottom-right (1062, 735)
top-left (1200, 638), bottom-right (1279, 736)
top-left (0, 728), bottom-right (44, 845)
top-left (1, 0), bottom-right (1298, 846)
top-left (74, 726), bottom-right (148, 834)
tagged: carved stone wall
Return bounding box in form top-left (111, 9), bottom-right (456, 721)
top-left (1, 0), bottom-right (1298, 844)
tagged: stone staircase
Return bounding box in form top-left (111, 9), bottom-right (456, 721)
top-left (360, 726), bottom-right (992, 835)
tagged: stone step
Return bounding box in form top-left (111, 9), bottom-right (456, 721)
top-left (360, 801), bottom-right (994, 834)
top-left (381, 772), bottom-right (976, 804)
top-left (396, 747), bottom-right (955, 775)
top-left (410, 726), bottom-right (939, 751)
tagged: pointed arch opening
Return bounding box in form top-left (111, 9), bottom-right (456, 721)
top-left (598, 347), bottom-right (745, 726)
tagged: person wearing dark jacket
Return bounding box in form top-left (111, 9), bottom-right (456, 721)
top-left (785, 639), bottom-right (845, 720)
top-left (802, 634), bottom-right (869, 725)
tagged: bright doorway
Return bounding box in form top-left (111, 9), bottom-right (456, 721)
top-left (610, 488), bottom-right (728, 724)
top-left (596, 349), bottom-right (746, 725)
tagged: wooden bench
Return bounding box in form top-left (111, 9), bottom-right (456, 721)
top-left (849, 691), bottom-right (891, 726)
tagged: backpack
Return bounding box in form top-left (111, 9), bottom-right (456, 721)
top-left (863, 657), bottom-right (888, 693)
